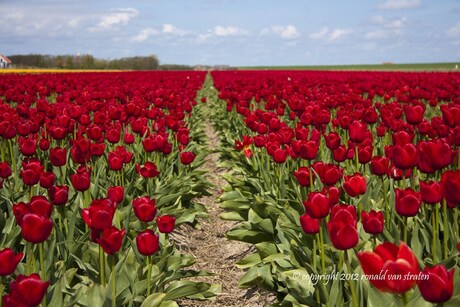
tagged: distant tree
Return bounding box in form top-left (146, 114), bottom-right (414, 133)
top-left (7, 53), bottom-right (163, 70)
top-left (160, 64), bottom-right (193, 70)
top-left (80, 54), bottom-right (95, 69)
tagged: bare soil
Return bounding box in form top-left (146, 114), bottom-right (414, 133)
top-left (175, 120), bottom-right (275, 306)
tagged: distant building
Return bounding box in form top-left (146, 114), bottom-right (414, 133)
top-left (0, 54), bottom-right (12, 68)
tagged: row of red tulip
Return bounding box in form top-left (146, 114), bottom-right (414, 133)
top-left (0, 71), bottom-right (210, 306)
top-left (211, 70), bottom-right (460, 305)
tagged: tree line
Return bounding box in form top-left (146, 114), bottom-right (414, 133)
top-left (7, 54), bottom-right (193, 70)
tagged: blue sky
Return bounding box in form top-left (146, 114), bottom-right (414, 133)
top-left (1, 0), bottom-right (459, 66)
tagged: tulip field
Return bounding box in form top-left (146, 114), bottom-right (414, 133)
top-left (0, 69), bottom-right (460, 306)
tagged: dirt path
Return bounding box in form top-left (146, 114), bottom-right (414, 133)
top-left (175, 118), bottom-right (274, 306)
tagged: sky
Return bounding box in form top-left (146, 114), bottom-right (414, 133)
top-left (0, 0), bottom-right (459, 66)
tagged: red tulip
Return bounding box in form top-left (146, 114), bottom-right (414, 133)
top-left (70, 166), bottom-right (91, 192)
top-left (20, 158), bottom-right (44, 186)
top-left (420, 180), bottom-right (442, 205)
top-left (49, 147), bottom-right (67, 167)
top-left (0, 248), bottom-right (23, 276)
top-left (417, 140), bottom-right (452, 174)
top-left (370, 156), bottom-right (389, 177)
top-left (392, 144), bottom-right (417, 169)
top-left (327, 205), bottom-right (358, 250)
top-left (48, 185), bottom-right (69, 206)
top-left (417, 265), bottom-right (454, 303)
top-left (392, 131), bottom-right (414, 146)
top-left (136, 230), bottom-right (160, 256)
top-left (19, 137), bottom-right (37, 156)
top-left (13, 196), bottom-right (53, 227)
top-left (81, 198), bottom-right (116, 231)
top-left (349, 120), bottom-right (368, 143)
top-left (180, 151), bottom-right (196, 165)
top-left (273, 148), bottom-right (287, 163)
top-left (395, 188), bottom-right (422, 217)
top-left (0, 162), bottom-right (12, 178)
top-left (70, 138), bottom-right (91, 164)
top-left (132, 196), bottom-right (157, 222)
top-left (404, 105), bottom-right (425, 125)
top-left (107, 186), bottom-right (124, 204)
top-left (332, 145), bottom-right (349, 163)
top-left (357, 241), bottom-right (419, 293)
top-left (3, 273), bottom-right (49, 307)
top-left (106, 128), bottom-right (121, 144)
top-left (299, 214), bottom-right (320, 234)
top-left (293, 167), bottom-right (313, 187)
top-left (313, 163), bottom-right (343, 186)
top-left (124, 133), bottom-right (135, 144)
top-left (20, 213), bottom-right (53, 243)
top-left (157, 215), bottom-right (176, 233)
top-left (298, 141), bottom-right (319, 160)
top-left (39, 138), bottom-right (50, 151)
top-left (90, 142), bottom-right (106, 157)
top-left (97, 226), bottom-right (126, 255)
top-left (136, 162), bottom-right (160, 178)
top-left (108, 152), bottom-right (124, 171)
top-left (324, 132), bottom-right (341, 150)
top-left (39, 171), bottom-right (55, 189)
top-left (441, 170), bottom-right (460, 208)
top-left (358, 144), bottom-right (373, 164)
top-left (303, 191), bottom-right (331, 219)
top-left (343, 173), bottom-right (367, 197)
top-left (361, 210), bottom-right (384, 234)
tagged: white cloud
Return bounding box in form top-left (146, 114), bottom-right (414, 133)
top-left (371, 16), bottom-right (407, 28)
top-left (386, 17), bottom-right (407, 29)
top-left (378, 0), bottom-right (421, 10)
top-left (371, 16), bottom-right (386, 25)
top-left (162, 24), bottom-right (187, 36)
top-left (328, 29), bottom-right (353, 41)
top-left (366, 16), bottom-right (406, 40)
top-left (131, 28), bottom-right (159, 42)
top-left (196, 25), bottom-right (248, 43)
top-left (309, 27), bottom-right (353, 41)
top-left (365, 29), bottom-right (390, 39)
top-left (309, 27), bottom-right (329, 39)
top-left (270, 25), bottom-right (300, 39)
top-left (212, 26), bottom-right (248, 36)
top-left (447, 22), bottom-right (460, 37)
top-left (68, 17), bottom-right (82, 28)
top-left (95, 8), bottom-right (139, 30)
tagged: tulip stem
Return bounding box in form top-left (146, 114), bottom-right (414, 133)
top-left (0, 278), bottom-right (3, 307)
top-left (39, 243), bottom-right (47, 307)
top-left (442, 199), bottom-right (448, 260)
top-left (402, 292), bottom-right (408, 307)
top-left (58, 211), bottom-right (64, 234)
top-left (383, 178), bottom-right (390, 231)
top-left (312, 235), bottom-right (317, 271)
top-left (39, 243), bottom-right (46, 280)
top-left (26, 243), bottom-right (31, 275)
top-left (111, 256), bottom-right (116, 307)
top-left (454, 208), bottom-right (459, 239)
top-left (8, 139), bottom-right (17, 187)
top-left (319, 220), bottom-right (326, 275)
top-left (345, 251), bottom-right (358, 307)
top-left (355, 145), bottom-right (359, 172)
top-left (432, 206), bottom-right (438, 264)
top-left (458, 146), bottom-right (460, 170)
top-left (99, 245), bottom-right (106, 286)
top-left (59, 166), bottom-right (64, 185)
top-left (338, 250), bottom-right (343, 271)
top-left (403, 217), bottom-right (408, 243)
top-left (146, 255), bottom-right (152, 297)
